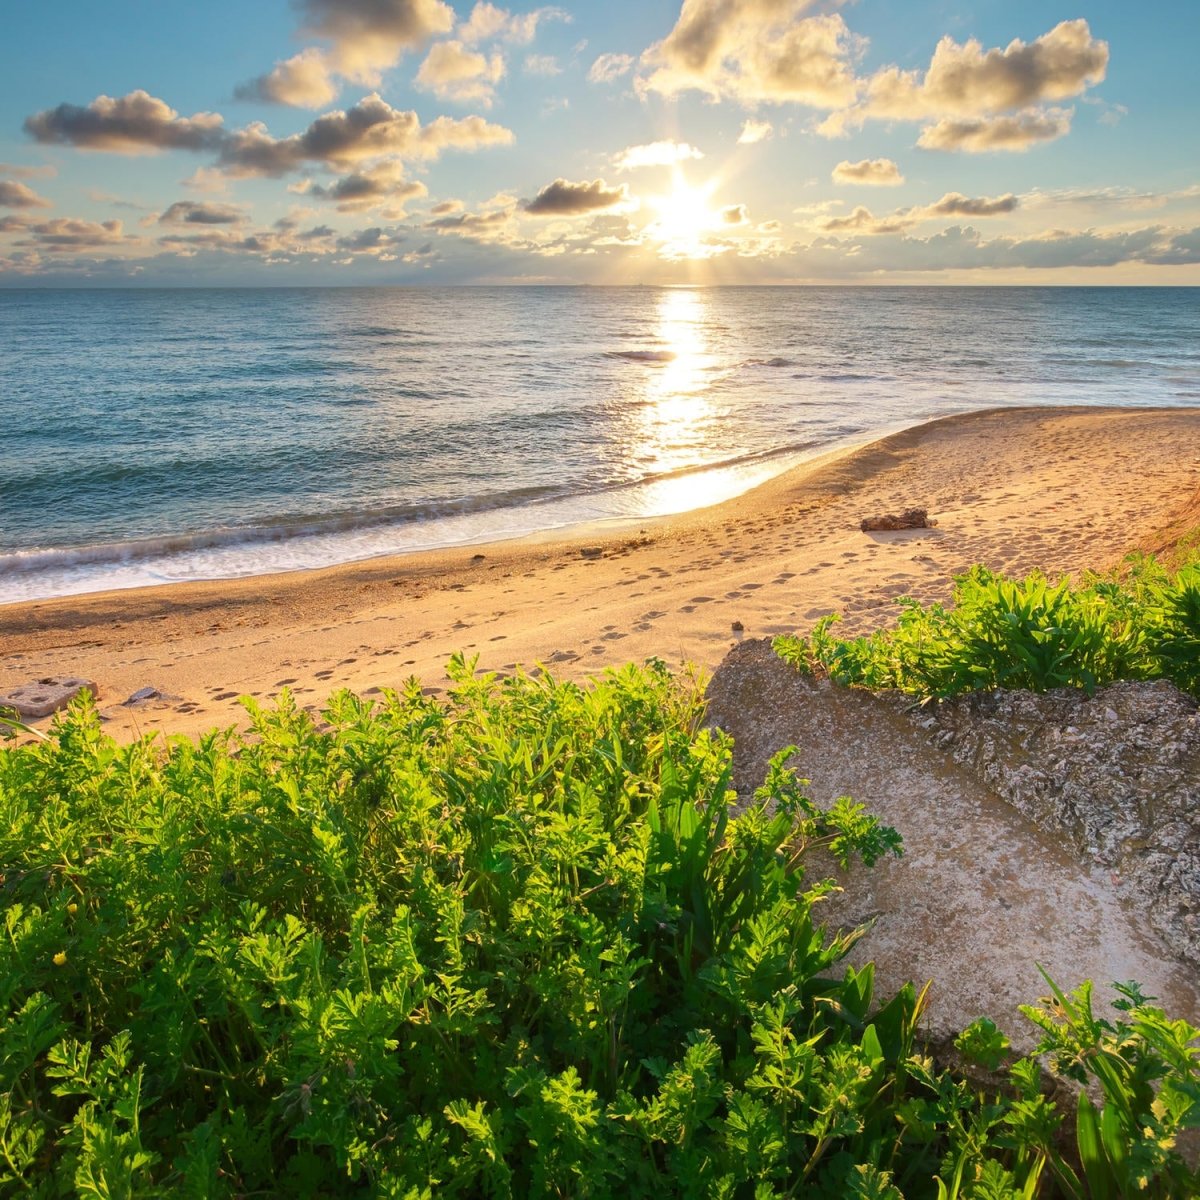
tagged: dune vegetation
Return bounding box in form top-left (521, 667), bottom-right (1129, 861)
top-left (1, 648), bottom-right (1197, 1196)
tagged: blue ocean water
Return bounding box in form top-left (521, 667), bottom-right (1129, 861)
top-left (1, 286), bottom-right (1197, 603)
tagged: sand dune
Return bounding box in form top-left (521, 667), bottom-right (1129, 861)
top-left (3, 405), bottom-right (1198, 742)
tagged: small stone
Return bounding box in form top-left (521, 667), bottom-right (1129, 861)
top-left (124, 686), bottom-right (160, 705)
top-left (471, 553), bottom-right (485, 561)
top-left (580, 547), bottom-right (603, 559)
top-left (731, 620), bottom-right (744, 632)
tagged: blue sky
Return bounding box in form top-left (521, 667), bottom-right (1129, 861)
top-left (1, 0), bottom-right (1197, 284)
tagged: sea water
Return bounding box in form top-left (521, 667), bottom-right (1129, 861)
top-left (2, 285), bottom-right (1197, 603)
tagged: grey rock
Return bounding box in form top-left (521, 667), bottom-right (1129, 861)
top-left (912, 679), bottom-right (1200, 970)
top-left (0, 677), bottom-right (98, 720)
top-left (705, 639), bottom-right (1199, 1048)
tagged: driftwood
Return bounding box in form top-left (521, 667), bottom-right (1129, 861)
top-left (860, 507), bottom-right (935, 532)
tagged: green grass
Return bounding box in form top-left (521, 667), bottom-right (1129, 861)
top-left (774, 558), bottom-right (1200, 700)
top-left (0, 657), bottom-right (1197, 1196)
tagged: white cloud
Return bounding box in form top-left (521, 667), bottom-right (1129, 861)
top-left (639, 2), bottom-right (860, 109)
top-left (737, 118), bottom-right (773, 145)
top-left (819, 19), bottom-right (1106, 151)
top-left (235, 49), bottom-right (339, 109)
top-left (832, 158), bottom-right (903, 186)
top-left (589, 52), bottom-right (634, 83)
top-left (415, 41), bottom-right (506, 105)
top-left (458, 3), bottom-right (568, 46)
top-left (613, 140), bottom-right (704, 171)
top-left (523, 54), bottom-right (562, 77)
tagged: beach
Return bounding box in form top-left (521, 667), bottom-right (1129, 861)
top-left (4, 404), bottom-right (1199, 743)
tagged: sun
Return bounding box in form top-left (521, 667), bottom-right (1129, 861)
top-left (648, 174), bottom-right (722, 259)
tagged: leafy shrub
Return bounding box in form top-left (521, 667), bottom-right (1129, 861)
top-left (0, 658), bottom-right (1197, 1196)
top-left (775, 560), bottom-right (1200, 699)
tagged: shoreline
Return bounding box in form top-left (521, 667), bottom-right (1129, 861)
top-left (4, 404), bottom-right (1199, 743)
top-left (0, 416), bottom-right (922, 607)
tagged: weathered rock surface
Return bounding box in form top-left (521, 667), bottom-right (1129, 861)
top-left (0, 677), bottom-right (98, 719)
top-left (705, 639), bottom-right (1199, 1049)
top-left (913, 680), bottom-right (1200, 970)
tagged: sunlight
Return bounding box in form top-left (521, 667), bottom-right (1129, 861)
top-left (628, 288), bottom-right (725, 514)
top-left (647, 173), bottom-right (723, 261)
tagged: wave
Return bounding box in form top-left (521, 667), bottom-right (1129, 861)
top-left (0, 440), bottom-right (831, 584)
top-left (743, 356), bottom-right (794, 368)
top-left (605, 349), bottom-right (676, 364)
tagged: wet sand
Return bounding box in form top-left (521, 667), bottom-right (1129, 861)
top-left (3, 405), bottom-right (1198, 742)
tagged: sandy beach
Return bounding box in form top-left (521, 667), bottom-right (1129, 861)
top-left (4, 405), bottom-right (1199, 743)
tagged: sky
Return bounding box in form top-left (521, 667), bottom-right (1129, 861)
top-left (1, 0), bottom-right (1197, 286)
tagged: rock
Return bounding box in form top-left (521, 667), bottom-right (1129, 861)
top-left (731, 620), bottom-right (744, 632)
top-left (0, 677), bottom-right (98, 720)
top-left (860, 508), bottom-right (935, 532)
top-left (704, 639), bottom-right (1199, 1048)
top-left (123, 686), bottom-right (161, 705)
top-left (912, 679), bottom-right (1200, 970)
top-left (580, 547), bottom-right (603, 559)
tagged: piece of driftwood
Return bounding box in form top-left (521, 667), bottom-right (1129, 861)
top-left (860, 508), bottom-right (936, 532)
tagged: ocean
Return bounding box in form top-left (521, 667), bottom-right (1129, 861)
top-left (2, 286), bottom-right (1197, 605)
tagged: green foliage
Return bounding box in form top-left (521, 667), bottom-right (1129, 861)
top-left (774, 560), bottom-right (1200, 699)
top-left (0, 660), bottom-right (1196, 1196)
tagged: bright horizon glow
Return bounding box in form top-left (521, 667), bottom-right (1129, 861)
top-left (0, 2), bottom-right (1197, 285)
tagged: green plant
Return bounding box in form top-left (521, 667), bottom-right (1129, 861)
top-left (1, 661), bottom-right (1196, 1196)
top-left (775, 560), bottom-right (1200, 700)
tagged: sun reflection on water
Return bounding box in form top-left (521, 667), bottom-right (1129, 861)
top-left (630, 288), bottom-right (729, 514)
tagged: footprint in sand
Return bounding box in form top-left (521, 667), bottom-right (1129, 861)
top-left (689, 596), bottom-right (715, 604)
top-left (314, 670), bottom-right (334, 680)
top-left (212, 691), bottom-right (239, 701)
top-left (275, 677), bottom-right (298, 686)
top-left (602, 631), bottom-right (627, 641)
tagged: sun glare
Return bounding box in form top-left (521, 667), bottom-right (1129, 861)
top-left (649, 176), bottom-right (721, 260)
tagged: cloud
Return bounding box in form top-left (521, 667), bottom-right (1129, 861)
top-left (928, 191), bottom-right (1018, 216)
top-left (818, 191), bottom-right (1018, 234)
top-left (236, 0), bottom-right (456, 109)
top-left (917, 106), bottom-right (1072, 152)
top-left (524, 177), bottom-right (628, 215)
top-left (821, 205), bottom-right (913, 235)
top-left (459, 3), bottom-right (568, 46)
top-left (235, 49), bottom-right (339, 108)
top-left (737, 118), bottom-right (773, 144)
top-left (1147, 227), bottom-right (1200, 266)
top-left (297, 0), bottom-right (455, 81)
top-left (308, 161), bottom-right (428, 212)
top-left (0, 180), bottom-right (52, 209)
top-left (24, 90), bottom-right (224, 153)
top-left (818, 20), bottom-right (1106, 149)
top-left (832, 158), bottom-right (903, 186)
top-left (0, 162), bottom-right (55, 180)
top-left (613, 140), bottom-right (703, 171)
top-left (18, 217), bottom-right (135, 250)
top-left (426, 206), bottom-right (515, 241)
top-left (217, 94), bottom-right (514, 176)
top-left (415, 41), bottom-right (506, 104)
top-left (159, 200), bottom-right (245, 225)
top-left (639, 2), bottom-right (860, 109)
top-left (721, 204), bottom-right (749, 225)
top-left (430, 198), bottom-right (464, 215)
top-left (862, 20), bottom-right (1107, 121)
top-left (588, 52), bottom-right (634, 83)
top-left (524, 54), bottom-right (561, 76)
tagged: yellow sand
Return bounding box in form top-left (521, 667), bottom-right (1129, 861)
top-left (3, 406), bottom-right (1198, 742)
